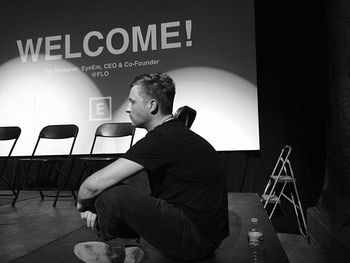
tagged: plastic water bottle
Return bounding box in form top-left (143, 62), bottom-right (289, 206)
top-left (247, 218), bottom-right (264, 263)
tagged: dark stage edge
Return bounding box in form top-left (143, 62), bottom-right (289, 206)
top-left (1, 192), bottom-right (289, 263)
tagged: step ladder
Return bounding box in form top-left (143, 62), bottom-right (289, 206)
top-left (261, 145), bottom-right (310, 242)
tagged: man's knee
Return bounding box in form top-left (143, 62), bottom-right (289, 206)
top-left (95, 184), bottom-right (136, 212)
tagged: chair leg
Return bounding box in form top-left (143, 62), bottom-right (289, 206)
top-left (12, 190), bottom-right (20, 207)
top-left (53, 189), bottom-right (61, 207)
top-left (72, 190), bottom-right (77, 200)
top-left (39, 190), bottom-right (44, 200)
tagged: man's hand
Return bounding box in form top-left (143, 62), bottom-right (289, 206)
top-left (76, 199), bottom-right (95, 213)
top-left (80, 211), bottom-right (98, 230)
top-left (77, 201), bottom-right (97, 229)
top-left (76, 201), bottom-right (83, 212)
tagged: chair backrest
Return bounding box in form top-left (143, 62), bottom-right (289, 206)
top-left (0, 126), bottom-right (21, 157)
top-left (32, 124), bottom-right (79, 156)
top-left (173, 105), bottom-right (197, 128)
top-left (90, 122), bottom-right (135, 155)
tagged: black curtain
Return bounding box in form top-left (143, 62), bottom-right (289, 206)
top-left (231, 0), bottom-right (329, 208)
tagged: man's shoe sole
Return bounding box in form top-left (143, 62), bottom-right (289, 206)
top-left (74, 241), bottom-right (144, 263)
top-left (74, 241), bottom-right (125, 263)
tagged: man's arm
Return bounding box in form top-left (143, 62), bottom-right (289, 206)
top-left (77, 157), bottom-right (144, 211)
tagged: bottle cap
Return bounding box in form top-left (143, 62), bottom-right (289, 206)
top-left (251, 218), bottom-right (258, 223)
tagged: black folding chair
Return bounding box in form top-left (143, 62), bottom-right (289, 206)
top-left (78, 122), bottom-right (135, 185)
top-left (173, 105), bottom-right (197, 128)
top-left (15, 124), bottom-right (79, 207)
top-left (0, 126), bottom-right (21, 206)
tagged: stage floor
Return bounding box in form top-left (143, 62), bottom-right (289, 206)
top-left (0, 191), bottom-right (289, 263)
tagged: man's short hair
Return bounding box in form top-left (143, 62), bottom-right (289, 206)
top-left (130, 73), bottom-right (175, 114)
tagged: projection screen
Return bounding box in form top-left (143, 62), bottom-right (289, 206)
top-left (0, 0), bottom-right (259, 155)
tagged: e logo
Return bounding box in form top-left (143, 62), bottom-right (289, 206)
top-left (89, 96), bottom-right (112, 121)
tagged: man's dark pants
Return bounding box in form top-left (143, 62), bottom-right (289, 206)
top-left (95, 184), bottom-right (217, 261)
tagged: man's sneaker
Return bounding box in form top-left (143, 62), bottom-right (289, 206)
top-left (74, 241), bottom-right (144, 263)
top-left (74, 241), bottom-right (125, 263)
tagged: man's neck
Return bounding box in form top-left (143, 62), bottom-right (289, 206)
top-left (145, 114), bottom-right (173, 132)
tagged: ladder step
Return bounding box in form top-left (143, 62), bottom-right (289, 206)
top-left (261, 145), bottom-right (309, 242)
top-left (261, 194), bottom-right (281, 203)
top-left (270, 175), bottom-right (294, 182)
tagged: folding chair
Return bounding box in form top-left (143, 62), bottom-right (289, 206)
top-left (261, 145), bottom-right (309, 242)
top-left (173, 105), bottom-right (197, 128)
top-left (0, 126), bottom-right (21, 206)
top-left (78, 122), bottom-right (135, 184)
top-left (15, 124), bottom-right (79, 207)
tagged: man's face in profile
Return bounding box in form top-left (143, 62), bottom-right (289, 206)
top-left (127, 85), bottom-right (150, 128)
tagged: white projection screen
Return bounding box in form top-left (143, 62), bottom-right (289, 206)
top-left (0, 0), bottom-right (259, 156)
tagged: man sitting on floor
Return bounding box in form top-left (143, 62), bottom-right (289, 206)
top-left (74, 72), bottom-right (229, 263)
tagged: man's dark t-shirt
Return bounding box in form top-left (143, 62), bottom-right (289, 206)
top-left (123, 120), bottom-right (229, 244)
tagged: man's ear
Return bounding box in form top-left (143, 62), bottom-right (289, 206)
top-left (149, 99), bottom-right (158, 114)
